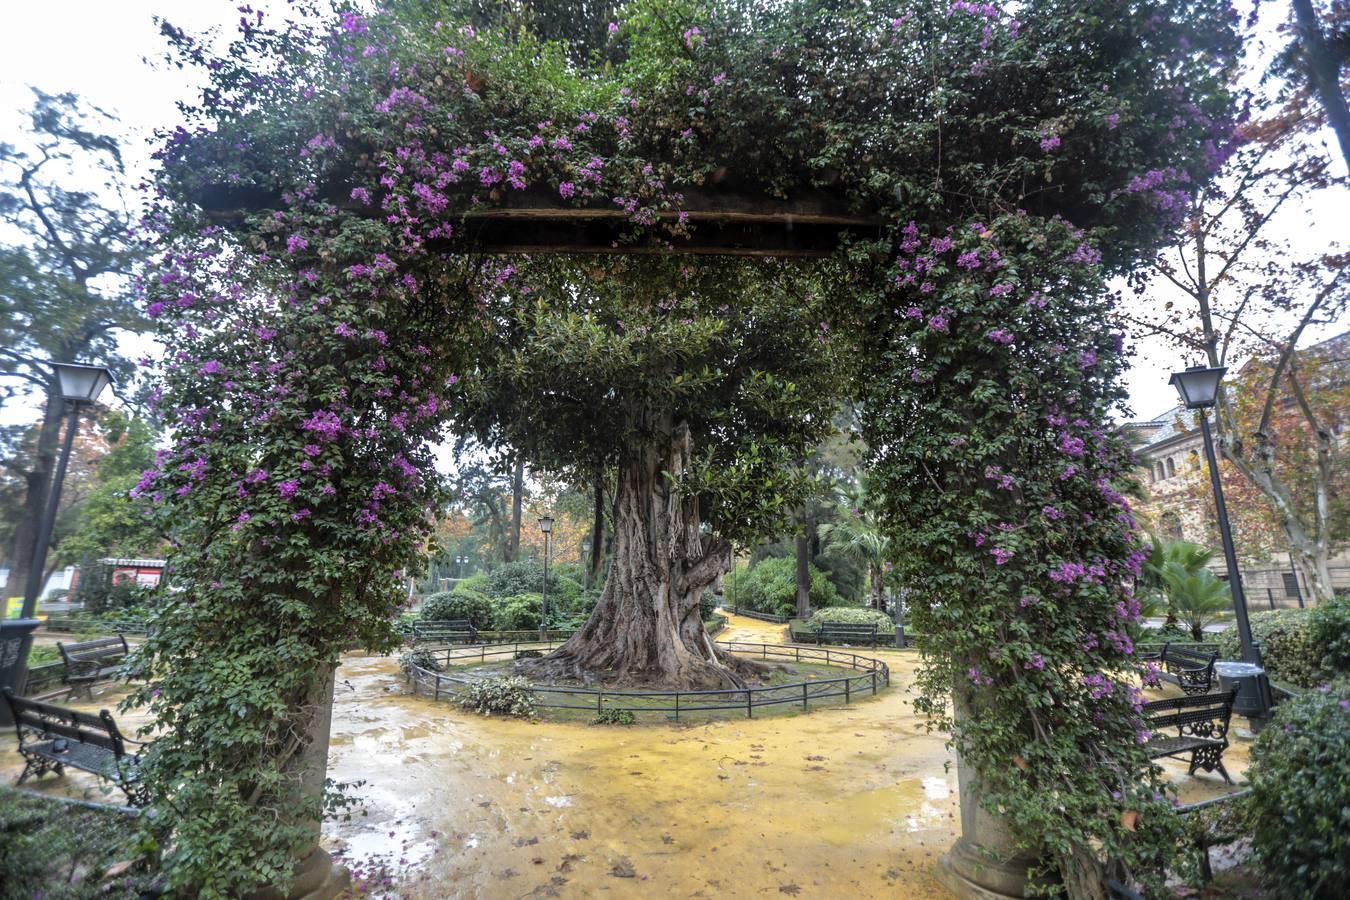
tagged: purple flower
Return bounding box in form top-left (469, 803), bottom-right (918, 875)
top-left (558, 182), bottom-right (576, 199)
top-left (1040, 134), bottom-right (1061, 151)
top-left (1105, 113), bottom-right (1121, 130)
top-left (277, 479), bottom-right (299, 499)
top-left (335, 321), bottom-right (354, 337)
top-left (286, 234), bottom-right (308, 254)
top-left (1058, 433), bottom-right (1086, 457)
top-left (200, 360), bottom-right (223, 375)
top-left (302, 410), bottom-right (342, 441)
top-left (1077, 349), bottom-right (1097, 368)
top-left (291, 508), bottom-right (312, 521)
top-left (1024, 653), bottom-right (1045, 671)
top-left (990, 547), bottom-right (1014, 565)
top-left (608, 21), bottom-right (619, 33)
top-left (350, 187), bottom-right (371, 204)
top-left (987, 328), bottom-right (1014, 344)
top-left (927, 314), bottom-right (949, 332)
top-left (956, 250), bottom-right (981, 270)
top-left (1042, 505), bottom-right (1064, 521)
top-left (1019, 594), bottom-right (1039, 608)
top-left (989, 283), bottom-right (1013, 297)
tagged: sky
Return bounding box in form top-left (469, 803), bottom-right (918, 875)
top-left (2, 1), bottom-right (1346, 434)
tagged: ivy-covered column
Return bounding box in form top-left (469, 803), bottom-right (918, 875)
top-left (862, 215), bottom-right (1187, 896)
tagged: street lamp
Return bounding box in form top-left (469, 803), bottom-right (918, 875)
top-left (580, 536), bottom-right (591, 591)
top-left (455, 555), bottom-right (468, 578)
top-left (1, 362), bottom-right (113, 720)
top-left (538, 516), bottom-right (554, 641)
top-left (1169, 365), bottom-right (1270, 721)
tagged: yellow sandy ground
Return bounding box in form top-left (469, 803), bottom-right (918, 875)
top-left (1, 613), bottom-right (1251, 899)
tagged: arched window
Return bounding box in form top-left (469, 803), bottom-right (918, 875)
top-left (1156, 462), bottom-right (1166, 481)
top-left (1166, 458), bottom-right (1176, 478)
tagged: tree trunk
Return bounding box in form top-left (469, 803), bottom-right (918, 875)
top-left (3, 389), bottom-right (65, 601)
top-left (869, 563), bottom-right (884, 611)
top-left (589, 472), bottom-right (605, 583)
top-left (795, 533), bottom-right (811, 620)
top-left (522, 418), bottom-right (765, 689)
top-left (1292, 0), bottom-right (1350, 173)
top-left (506, 458), bottom-right (524, 562)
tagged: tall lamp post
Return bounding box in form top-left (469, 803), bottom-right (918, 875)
top-left (1, 363), bottom-right (113, 721)
top-left (537, 516), bottom-right (554, 642)
top-left (1169, 365), bottom-right (1271, 722)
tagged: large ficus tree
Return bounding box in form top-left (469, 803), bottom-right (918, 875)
top-left (455, 255), bottom-right (843, 687)
top-left (140, 0), bottom-right (1239, 894)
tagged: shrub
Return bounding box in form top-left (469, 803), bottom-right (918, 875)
top-left (399, 647), bottom-right (443, 675)
top-left (418, 590), bottom-right (494, 627)
top-left (492, 593), bottom-right (543, 631)
top-left (724, 557), bottom-right (841, 617)
top-left (1215, 608), bottom-right (1320, 688)
top-left (1309, 594), bottom-right (1350, 676)
top-left (699, 587), bottom-right (719, 621)
top-left (592, 708), bottom-right (636, 726)
top-left (458, 676), bottom-right (537, 717)
top-left (1247, 679), bottom-right (1350, 897)
top-left (808, 607), bottom-right (896, 634)
top-left (27, 645), bottom-right (60, 667)
top-left (483, 560), bottom-right (582, 607)
top-left (454, 573), bottom-right (489, 594)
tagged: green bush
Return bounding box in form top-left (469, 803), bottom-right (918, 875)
top-left (484, 559), bottom-right (582, 606)
top-left (1215, 608), bottom-right (1320, 688)
top-left (808, 607), bottom-right (896, 634)
top-left (1248, 679), bottom-right (1350, 898)
top-left (699, 587), bottom-right (719, 621)
top-left (454, 573), bottom-right (489, 594)
top-left (492, 593), bottom-right (544, 631)
top-left (1309, 594), bottom-right (1350, 676)
top-left (418, 589), bottom-right (494, 627)
top-left (0, 786), bottom-right (158, 897)
top-left (27, 645), bottom-right (61, 666)
top-left (399, 647), bottom-right (443, 675)
top-left (723, 557), bottom-right (842, 617)
top-left (592, 708), bottom-right (636, 726)
top-left (458, 676), bottom-right (537, 717)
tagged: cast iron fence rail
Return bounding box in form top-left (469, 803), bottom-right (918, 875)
top-left (725, 607), bottom-right (789, 624)
top-left (407, 640), bottom-right (889, 720)
top-left (43, 618), bottom-right (149, 636)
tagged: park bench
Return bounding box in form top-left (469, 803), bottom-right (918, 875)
top-left (56, 635), bottom-right (133, 700)
top-left (411, 619), bottom-right (478, 644)
top-left (815, 622), bottom-right (879, 647)
top-left (2, 687), bottom-right (147, 806)
top-left (1142, 688), bottom-right (1238, 786)
top-left (1137, 642), bottom-right (1216, 696)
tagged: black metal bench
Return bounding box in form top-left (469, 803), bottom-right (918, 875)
top-left (2, 687), bottom-right (147, 806)
top-left (1138, 642), bottom-right (1216, 696)
top-left (1142, 688), bottom-right (1238, 785)
top-left (815, 622), bottom-right (879, 647)
top-left (412, 619), bottom-right (478, 643)
top-left (56, 635), bottom-right (133, 699)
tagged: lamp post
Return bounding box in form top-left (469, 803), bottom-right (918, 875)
top-left (537, 516), bottom-right (554, 641)
top-left (1, 363), bottom-right (113, 720)
top-left (1169, 365), bottom-right (1271, 723)
top-left (455, 555), bottom-right (468, 578)
top-left (580, 536), bottom-right (591, 591)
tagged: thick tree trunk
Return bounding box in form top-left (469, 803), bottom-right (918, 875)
top-left (868, 563), bottom-right (884, 610)
top-left (522, 418), bottom-right (766, 689)
top-left (589, 472), bottom-right (605, 583)
top-left (3, 390), bottom-right (64, 600)
top-left (506, 458), bottom-right (524, 562)
top-left (795, 533), bottom-right (811, 619)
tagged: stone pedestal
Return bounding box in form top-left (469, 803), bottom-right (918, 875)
top-left (936, 685), bottom-right (1040, 899)
top-left (247, 666), bottom-right (350, 900)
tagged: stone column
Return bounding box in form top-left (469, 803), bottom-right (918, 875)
top-left (936, 684), bottom-right (1041, 899)
top-left (249, 665), bottom-right (350, 900)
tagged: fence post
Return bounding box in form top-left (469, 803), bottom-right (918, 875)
top-left (871, 670), bottom-right (877, 695)
top-left (1267, 588), bottom-right (1276, 611)
top-left (675, 692), bottom-right (680, 722)
top-left (845, 678), bottom-right (850, 705)
top-left (598, 691), bottom-right (604, 714)
top-left (802, 682), bottom-right (808, 710)
top-left (434, 675), bottom-right (440, 702)
top-left (746, 689), bottom-right (753, 719)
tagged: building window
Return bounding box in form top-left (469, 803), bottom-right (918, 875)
top-left (1156, 462), bottom-right (1166, 481)
top-left (1283, 572), bottom-right (1301, 598)
top-left (1166, 458), bottom-right (1176, 478)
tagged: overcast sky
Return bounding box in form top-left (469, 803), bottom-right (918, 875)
top-left (2, 1), bottom-right (1345, 433)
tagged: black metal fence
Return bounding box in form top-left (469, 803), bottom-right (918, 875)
top-left (407, 639), bottom-right (890, 720)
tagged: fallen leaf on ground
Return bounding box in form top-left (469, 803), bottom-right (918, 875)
top-left (779, 885), bottom-right (802, 895)
top-left (610, 859), bottom-right (637, 878)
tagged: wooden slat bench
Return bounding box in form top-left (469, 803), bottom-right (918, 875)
top-left (56, 635), bottom-right (133, 699)
top-left (2, 687), bottom-right (147, 806)
top-left (411, 619), bottom-right (478, 644)
top-left (1142, 688), bottom-right (1238, 786)
top-left (815, 622), bottom-right (879, 647)
top-left (1137, 642), bottom-right (1217, 696)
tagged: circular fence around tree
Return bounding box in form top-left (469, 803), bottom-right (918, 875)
top-left (405, 640), bottom-right (890, 721)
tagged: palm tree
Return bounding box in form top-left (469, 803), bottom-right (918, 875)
top-left (818, 483), bottom-right (890, 610)
top-left (1160, 563), bottom-right (1232, 640)
top-left (1139, 535), bottom-right (1217, 627)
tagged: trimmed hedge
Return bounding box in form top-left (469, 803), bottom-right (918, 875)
top-left (1215, 608), bottom-right (1320, 688)
top-left (419, 590), bottom-right (494, 628)
top-left (808, 607), bottom-right (895, 634)
top-left (723, 557), bottom-right (842, 618)
top-left (1309, 594), bottom-right (1350, 676)
top-left (1248, 679), bottom-right (1350, 897)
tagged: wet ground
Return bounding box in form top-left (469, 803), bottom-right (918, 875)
top-left (1, 612), bottom-right (1252, 898)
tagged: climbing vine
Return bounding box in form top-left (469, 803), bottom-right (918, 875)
top-left (136, 0), bottom-right (1238, 894)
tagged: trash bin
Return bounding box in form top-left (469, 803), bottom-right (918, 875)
top-left (1214, 660), bottom-right (1272, 722)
